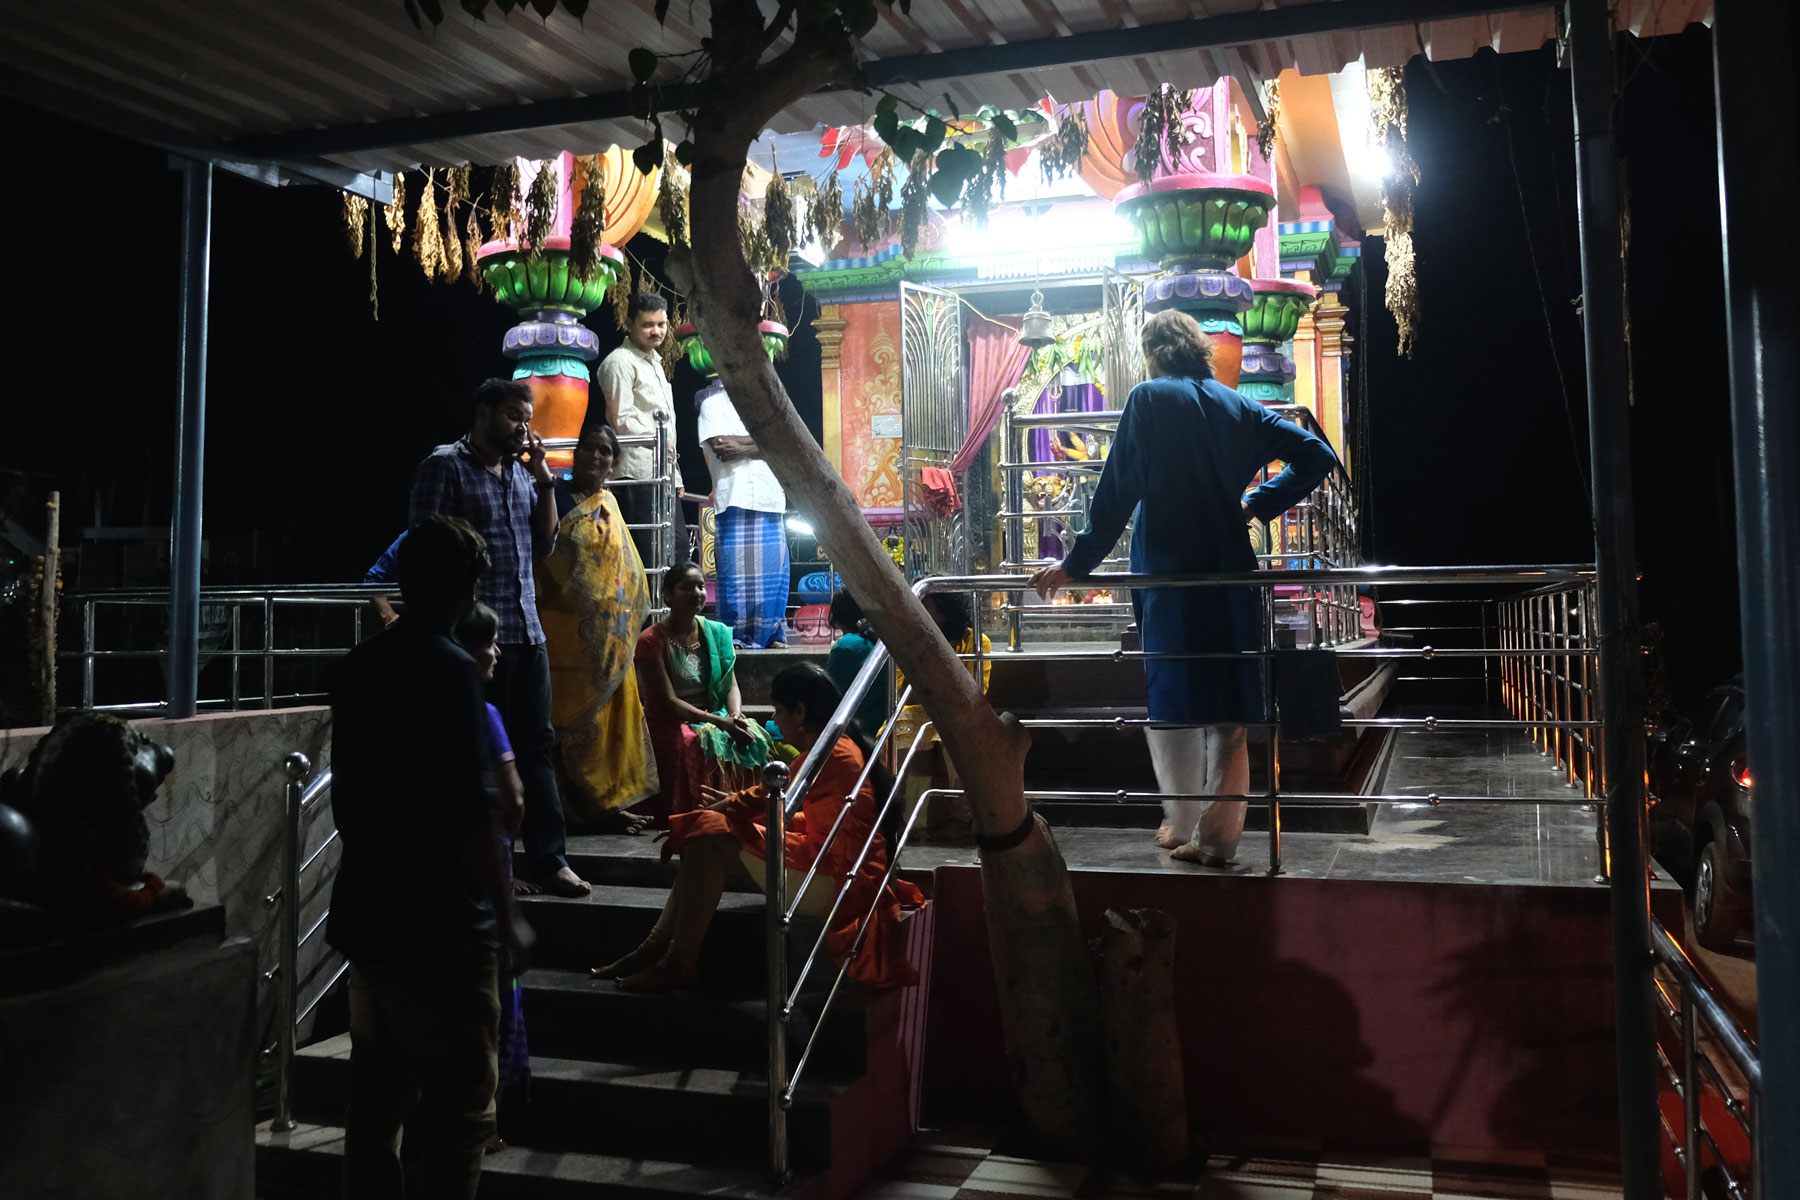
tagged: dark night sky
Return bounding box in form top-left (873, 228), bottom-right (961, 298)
top-left (0, 25), bottom-right (1737, 704)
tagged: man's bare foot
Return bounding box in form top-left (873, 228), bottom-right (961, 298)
top-left (1154, 825), bottom-right (1185, 850)
top-left (616, 958), bottom-right (700, 993)
top-left (512, 877), bottom-right (543, 896)
top-left (591, 939), bottom-right (669, 980)
top-left (539, 866), bottom-right (591, 898)
top-left (1169, 843), bottom-right (1234, 867)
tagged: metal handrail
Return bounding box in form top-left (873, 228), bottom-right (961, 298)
top-left (65, 419), bottom-right (682, 712)
top-left (1651, 918), bottom-right (1760, 1200)
top-left (271, 751), bottom-right (336, 1134)
top-left (762, 563), bottom-right (1607, 1181)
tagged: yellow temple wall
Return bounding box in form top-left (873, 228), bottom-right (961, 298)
top-left (816, 299), bottom-right (903, 510)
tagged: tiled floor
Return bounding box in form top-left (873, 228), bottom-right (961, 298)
top-left (854, 1128), bottom-right (1625, 1199)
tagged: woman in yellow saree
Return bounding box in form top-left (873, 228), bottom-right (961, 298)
top-left (537, 425), bottom-right (658, 829)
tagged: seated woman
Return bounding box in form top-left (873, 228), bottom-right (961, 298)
top-left (822, 588), bottom-right (895, 738)
top-left (538, 424), bottom-right (658, 831)
top-left (635, 561), bottom-right (772, 821)
top-left (593, 664), bottom-right (925, 993)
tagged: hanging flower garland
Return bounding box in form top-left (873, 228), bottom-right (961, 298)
top-left (342, 192), bottom-right (368, 258)
top-left (1368, 66), bottom-right (1422, 358)
top-left (384, 172), bottom-right (407, 254)
top-left (413, 168), bottom-right (449, 280)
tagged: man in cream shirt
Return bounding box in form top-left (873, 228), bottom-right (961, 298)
top-left (596, 292), bottom-right (681, 569)
top-left (698, 378), bottom-right (790, 648)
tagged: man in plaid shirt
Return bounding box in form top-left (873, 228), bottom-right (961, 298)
top-left (410, 379), bottom-right (592, 897)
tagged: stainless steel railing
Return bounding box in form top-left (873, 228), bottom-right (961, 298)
top-left (1652, 918), bottom-right (1760, 1200)
top-left (62, 422), bottom-right (679, 713)
top-left (270, 751), bottom-right (339, 1133)
top-left (995, 402), bottom-right (1360, 647)
top-left (762, 563), bottom-right (1603, 1180)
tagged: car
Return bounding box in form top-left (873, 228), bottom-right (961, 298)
top-left (1647, 680), bottom-right (1756, 950)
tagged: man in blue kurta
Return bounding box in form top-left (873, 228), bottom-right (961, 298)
top-left (1031, 310), bottom-right (1337, 865)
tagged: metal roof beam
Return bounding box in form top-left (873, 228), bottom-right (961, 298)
top-left (234, 0), bottom-right (1548, 159)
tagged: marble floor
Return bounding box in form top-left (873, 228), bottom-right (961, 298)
top-left (853, 1125), bottom-right (1624, 1199)
top-left (908, 706), bottom-right (1621, 890)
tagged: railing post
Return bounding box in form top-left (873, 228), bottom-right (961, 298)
top-left (763, 759), bottom-right (792, 1187)
top-left (82, 599), bottom-right (96, 709)
top-left (273, 750), bottom-right (310, 1134)
top-left (1680, 986), bottom-right (1701, 1200)
top-left (1568, 1), bottom-right (1662, 1192)
top-left (1263, 587), bottom-right (1282, 877)
top-left (167, 157), bottom-right (211, 722)
top-left (263, 596), bottom-right (275, 710)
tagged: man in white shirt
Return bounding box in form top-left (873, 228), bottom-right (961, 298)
top-left (697, 379), bottom-right (790, 648)
top-left (595, 293), bottom-right (682, 570)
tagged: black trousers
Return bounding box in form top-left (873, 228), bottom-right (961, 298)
top-left (615, 480), bottom-right (693, 573)
top-left (489, 642), bottom-right (567, 875)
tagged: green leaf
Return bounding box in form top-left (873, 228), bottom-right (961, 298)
top-left (633, 143), bottom-right (661, 175)
top-left (935, 145), bottom-right (979, 181)
top-left (629, 47), bottom-right (657, 82)
top-left (493, 0), bottom-right (515, 11)
top-left (460, 0), bottom-right (488, 19)
top-left (889, 127), bottom-right (923, 162)
top-left (675, 140), bottom-right (695, 166)
top-left (922, 116), bottom-right (947, 148)
top-left (872, 107), bottom-right (899, 146)
top-left (843, 0), bottom-right (878, 36)
top-left (403, 0), bottom-right (423, 28)
top-left (418, 0), bottom-right (444, 22)
top-left (929, 167), bottom-right (966, 208)
top-left (561, 0), bottom-right (588, 16)
top-left (943, 93), bottom-right (961, 120)
top-left (875, 93), bottom-right (898, 119)
top-left (993, 113), bottom-right (1017, 144)
top-left (654, 0), bottom-right (671, 24)
top-left (530, 0), bottom-right (556, 16)
top-left (629, 86), bottom-right (653, 120)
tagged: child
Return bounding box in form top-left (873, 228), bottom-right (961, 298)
top-left (822, 588), bottom-right (895, 739)
top-left (455, 603), bottom-right (532, 1151)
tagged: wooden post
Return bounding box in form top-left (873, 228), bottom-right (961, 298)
top-left (38, 491), bottom-right (60, 725)
top-left (1094, 908), bottom-right (1187, 1166)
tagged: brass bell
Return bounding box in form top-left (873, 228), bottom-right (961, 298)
top-left (1018, 289), bottom-right (1057, 349)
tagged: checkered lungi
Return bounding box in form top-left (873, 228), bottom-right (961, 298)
top-left (715, 506), bottom-right (790, 648)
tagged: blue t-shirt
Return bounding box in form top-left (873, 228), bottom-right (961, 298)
top-left (364, 532), bottom-right (407, 584)
top-left (485, 702), bottom-right (514, 762)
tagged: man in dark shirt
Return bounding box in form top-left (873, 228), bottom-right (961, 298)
top-left (327, 515), bottom-right (533, 1200)
top-left (410, 378), bottom-right (591, 897)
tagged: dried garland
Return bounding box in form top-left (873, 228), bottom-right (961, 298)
top-left (1133, 83), bottom-right (1194, 185)
top-left (1257, 80), bottom-right (1282, 162)
top-left (523, 160), bottom-right (559, 259)
top-left (738, 208), bottom-right (780, 279)
top-left (442, 190), bottom-right (464, 282)
top-left (342, 192), bottom-right (368, 258)
top-left (851, 150), bottom-right (896, 249)
top-left (490, 161), bottom-right (522, 244)
top-left (449, 164), bottom-right (471, 208)
top-left (463, 208), bottom-right (485, 289)
top-left (658, 154), bottom-right (689, 248)
top-left (898, 151), bottom-right (930, 259)
top-left (384, 172), bottom-right (407, 254)
top-left (1039, 106), bottom-right (1089, 185)
top-left (660, 298), bottom-right (687, 380)
top-left (569, 154), bottom-right (607, 281)
top-left (806, 169), bottom-right (843, 247)
top-left (413, 168), bottom-right (449, 280)
top-left (1368, 66), bottom-right (1422, 357)
top-left (369, 201), bottom-right (380, 319)
top-left (762, 161), bottom-right (797, 264)
top-left (961, 133), bottom-right (1009, 228)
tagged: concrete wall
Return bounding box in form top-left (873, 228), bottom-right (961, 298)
top-left (1, 707), bottom-right (336, 1043)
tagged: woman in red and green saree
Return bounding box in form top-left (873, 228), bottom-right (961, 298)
top-left (634, 562), bottom-right (772, 821)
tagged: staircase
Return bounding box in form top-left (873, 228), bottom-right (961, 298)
top-left (256, 836), bottom-right (926, 1200)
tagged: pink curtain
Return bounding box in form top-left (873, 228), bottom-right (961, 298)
top-left (951, 314), bottom-right (1031, 474)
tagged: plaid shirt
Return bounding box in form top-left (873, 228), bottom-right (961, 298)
top-left (409, 437), bottom-right (554, 645)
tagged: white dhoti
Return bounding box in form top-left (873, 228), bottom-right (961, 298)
top-left (1144, 724), bottom-right (1250, 861)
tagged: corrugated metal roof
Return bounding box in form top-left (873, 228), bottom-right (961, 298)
top-left (0, 0), bottom-right (1712, 175)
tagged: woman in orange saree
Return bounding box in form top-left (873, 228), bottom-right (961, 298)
top-left (591, 664), bottom-right (924, 993)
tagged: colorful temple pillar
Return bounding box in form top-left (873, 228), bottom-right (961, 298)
top-left (1278, 186), bottom-right (1360, 464)
top-left (475, 152), bottom-right (652, 470)
top-left (1239, 278), bottom-right (1318, 404)
top-left (1111, 80), bottom-right (1277, 388)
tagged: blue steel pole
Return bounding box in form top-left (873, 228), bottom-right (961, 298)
top-left (1564, 2), bottom-right (1661, 1195)
top-left (168, 158), bottom-right (211, 719)
top-left (1713, 3), bottom-right (1799, 1197)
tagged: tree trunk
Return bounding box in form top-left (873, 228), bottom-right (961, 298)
top-left (670, 0), bottom-right (1105, 1155)
top-left (1093, 908), bottom-right (1187, 1167)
